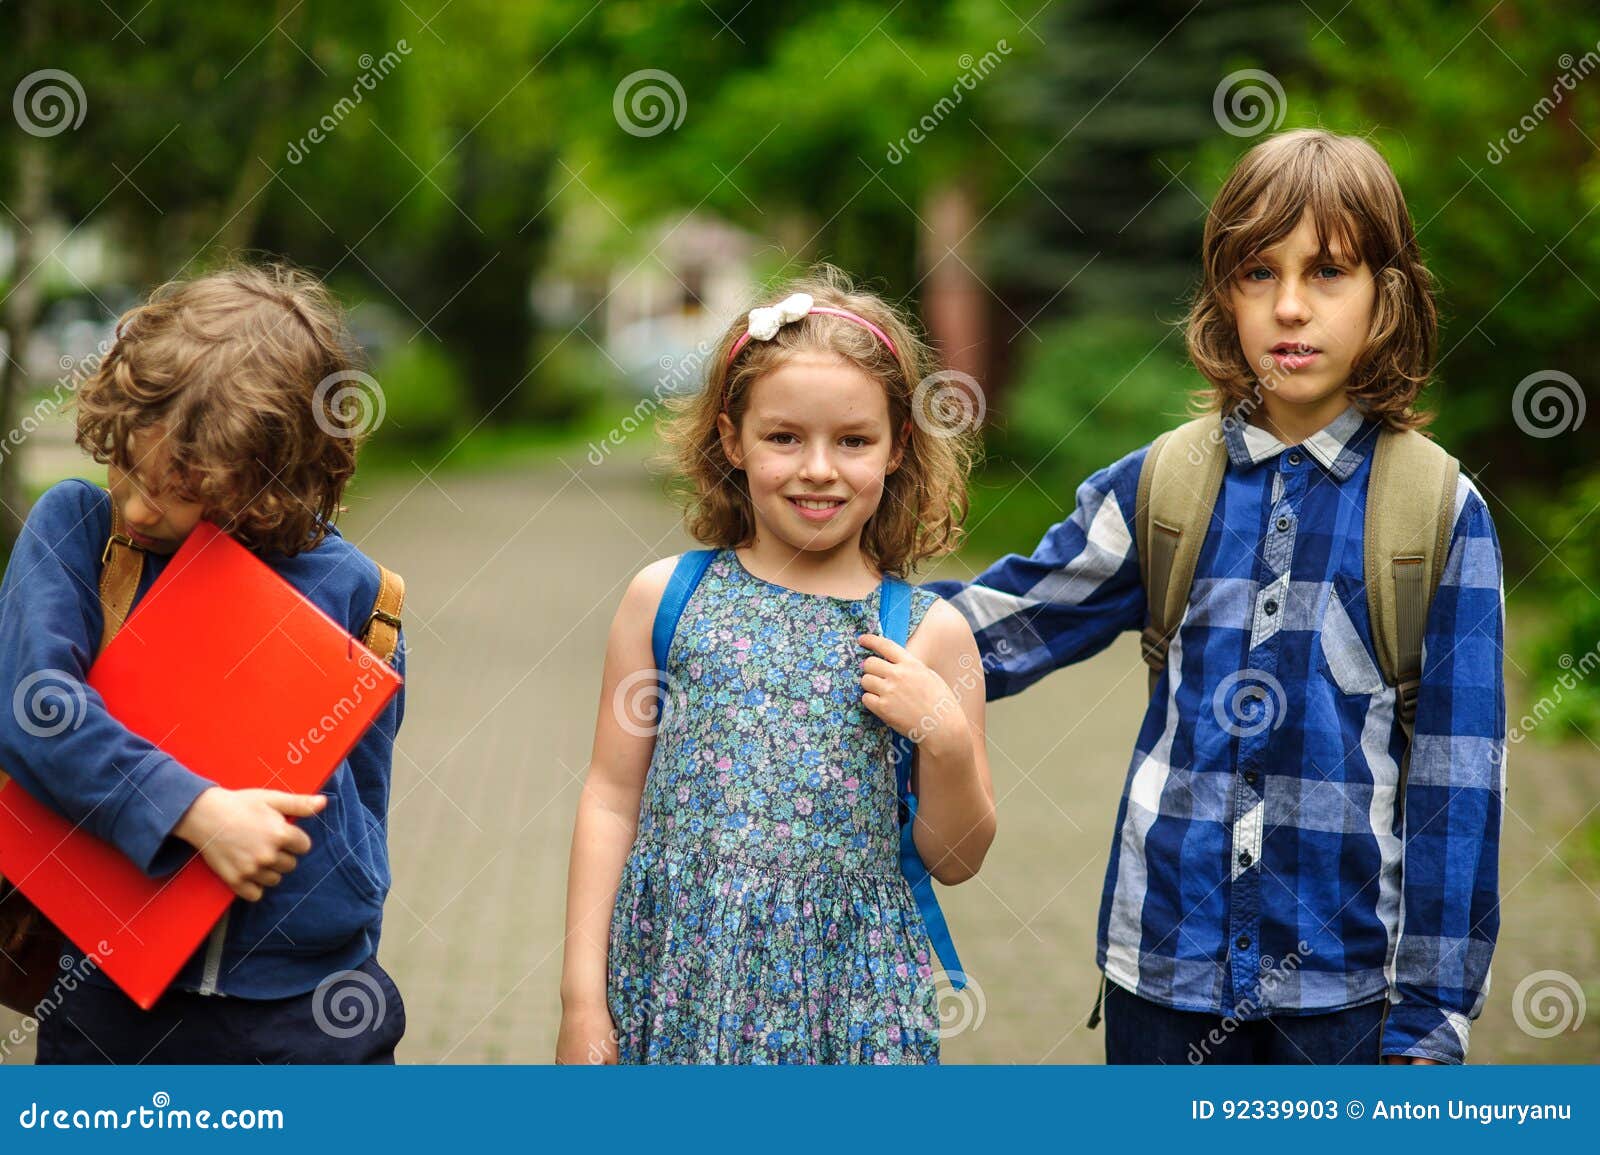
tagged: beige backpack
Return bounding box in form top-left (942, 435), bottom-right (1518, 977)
top-left (1133, 412), bottom-right (1459, 786)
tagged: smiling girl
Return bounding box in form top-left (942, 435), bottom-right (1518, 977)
top-left (557, 266), bottom-right (996, 1064)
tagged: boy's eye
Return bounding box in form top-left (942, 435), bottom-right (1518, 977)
top-left (1242, 267), bottom-right (1272, 282)
top-left (1315, 265), bottom-right (1343, 280)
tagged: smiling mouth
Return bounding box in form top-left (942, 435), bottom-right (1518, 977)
top-left (1271, 343), bottom-right (1320, 354)
top-left (786, 496), bottom-right (847, 521)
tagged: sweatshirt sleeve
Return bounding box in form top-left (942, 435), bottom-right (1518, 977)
top-left (0, 480), bottom-right (214, 876)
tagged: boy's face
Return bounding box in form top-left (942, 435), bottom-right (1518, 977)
top-left (106, 425), bottom-right (207, 555)
top-left (1228, 208), bottom-right (1376, 424)
top-left (716, 352), bottom-right (902, 560)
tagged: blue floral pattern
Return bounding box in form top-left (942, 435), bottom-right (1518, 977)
top-left (607, 549), bottom-right (943, 1064)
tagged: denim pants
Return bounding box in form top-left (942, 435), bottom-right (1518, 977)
top-left (34, 954), bottom-right (405, 1065)
top-left (1102, 979), bottom-right (1385, 1065)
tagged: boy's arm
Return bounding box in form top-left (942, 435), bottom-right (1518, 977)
top-left (923, 445), bottom-right (1150, 701)
top-left (1383, 478), bottom-right (1505, 1065)
top-left (0, 482), bottom-right (215, 877)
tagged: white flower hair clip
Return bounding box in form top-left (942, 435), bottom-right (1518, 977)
top-left (745, 292), bottom-right (814, 341)
top-left (725, 292), bottom-right (899, 366)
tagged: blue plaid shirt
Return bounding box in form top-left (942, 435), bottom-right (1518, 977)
top-left (926, 404), bottom-right (1505, 1063)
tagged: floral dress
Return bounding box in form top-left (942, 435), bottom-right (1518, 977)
top-left (607, 548), bottom-right (943, 1064)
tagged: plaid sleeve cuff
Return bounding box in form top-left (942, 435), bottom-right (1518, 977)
top-left (1381, 1001), bottom-right (1471, 1064)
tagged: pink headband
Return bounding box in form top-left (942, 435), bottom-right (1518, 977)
top-left (726, 292), bottom-right (898, 365)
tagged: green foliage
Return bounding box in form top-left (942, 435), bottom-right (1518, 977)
top-left (365, 338), bottom-right (472, 450)
top-left (1520, 468), bottom-right (1600, 741)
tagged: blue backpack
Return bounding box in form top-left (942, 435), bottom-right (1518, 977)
top-left (651, 549), bottom-right (966, 989)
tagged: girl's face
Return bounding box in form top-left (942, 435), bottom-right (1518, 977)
top-left (717, 352), bottom-right (903, 559)
top-left (106, 424), bottom-right (207, 555)
top-left (1229, 208), bottom-right (1377, 416)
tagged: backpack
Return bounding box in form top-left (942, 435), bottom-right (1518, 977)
top-left (0, 491), bottom-right (405, 1015)
top-left (1133, 412), bottom-right (1459, 792)
top-left (652, 549), bottom-right (967, 989)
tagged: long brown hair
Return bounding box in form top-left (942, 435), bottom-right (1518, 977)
top-left (658, 265), bottom-right (977, 577)
top-left (1185, 128), bottom-right (1437, 430)
top-left (76, 262), bottom-right (364, 555)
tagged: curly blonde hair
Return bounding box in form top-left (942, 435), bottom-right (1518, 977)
top-left (75, 262), bottom-right (365, 555)
top-left (658, 265), bottom-right (977, 577)
top-left (1185, 128), bottom-right (1437, 431)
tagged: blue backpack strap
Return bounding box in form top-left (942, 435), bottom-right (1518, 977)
top-left (651, 550), bottom-right (717, 714)
top-left (879, 577), bottom-right (968, 990)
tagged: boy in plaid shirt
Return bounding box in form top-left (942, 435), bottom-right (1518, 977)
top-left (928, 129), bottom-right (1504, 1064)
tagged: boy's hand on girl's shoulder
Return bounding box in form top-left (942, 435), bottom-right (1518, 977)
top-left (173, 787), bottom-right (326, 902)
top-left (856, 633), bottom-right (969, 756)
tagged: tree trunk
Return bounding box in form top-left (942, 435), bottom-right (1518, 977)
top-left (919, 181), bottom-right (990, 395)
top-left (0, 138), bottom-right (50, 548)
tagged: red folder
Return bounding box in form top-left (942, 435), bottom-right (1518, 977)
top-left (0, 521), bottom-right (401, 1009)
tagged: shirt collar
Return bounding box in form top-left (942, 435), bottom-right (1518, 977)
top-left (1222, 402), bottom-right (1374, 482)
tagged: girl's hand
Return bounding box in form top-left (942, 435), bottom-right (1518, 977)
top-left (857, 633), bottom-right (970, 756)
top-left (555, 1003), bottom-right (621, 1065)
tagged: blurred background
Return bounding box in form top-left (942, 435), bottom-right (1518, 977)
top-left (0, 0), bottom-right (1595, 1063)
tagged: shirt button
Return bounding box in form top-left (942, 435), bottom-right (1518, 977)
top-left (1287, 452), bottom-right (1303, 465)
top-left (1276, 516), bottom-right (1290, 532)
top-left (1263, 598), bottom-right (1278, 615)
top-left (1238, 850), bottom-right (1253, 867)
top-left (1236, 935), bottom-right (1251, 950)
top-left (1244, 770), bottom-right (1258, 785)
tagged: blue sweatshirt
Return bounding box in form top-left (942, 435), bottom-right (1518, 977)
top-left (0, 478), bottom-right (406, 1000)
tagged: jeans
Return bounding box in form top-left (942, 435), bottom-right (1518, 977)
top-left (35, 954), bottom-right (405, 1065)
top-left (1102, 979), bottom-right (1385, 1065)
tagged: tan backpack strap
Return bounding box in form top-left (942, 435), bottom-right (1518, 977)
top-left (1135, 413), bottom-right (1226, 696)
top-left (98, 490), bottom-right (146, 652)
top-left (361, 563), bottom-right (405, 663)
top-left (1364, 429), bottom-right (1459, 731)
